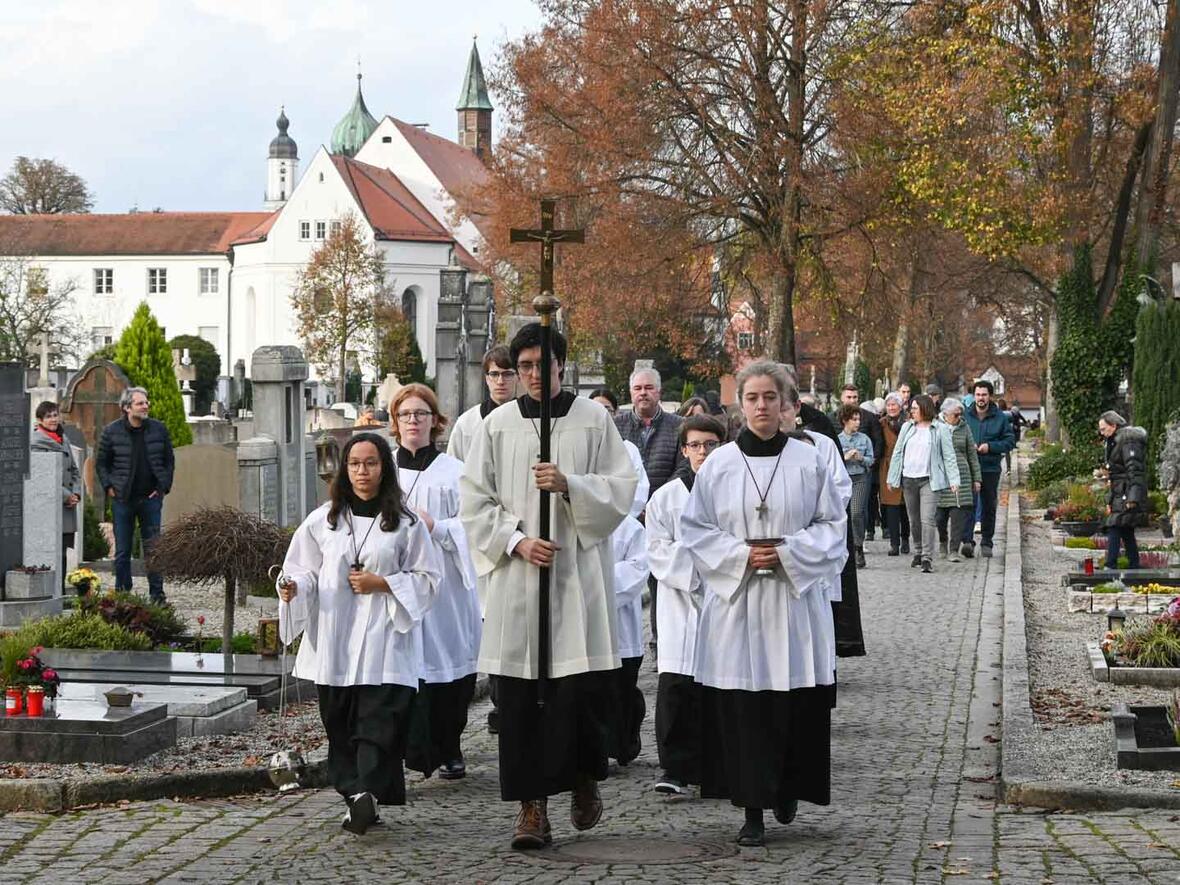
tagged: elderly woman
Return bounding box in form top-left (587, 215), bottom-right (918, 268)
top-left (1098, 410), bottom-right (1147, 570)
top-left (877, 393), bottom-right (910, 557)
top-left (681, 360), bottom-right (847, 846)
top-left (31, 401), bottom-right (82, 590)
top-left (934, 399), bottom-right (981, 563)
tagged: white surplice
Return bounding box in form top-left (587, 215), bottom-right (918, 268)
top-left (447, 403), bottom-right (487, 462)
top-left (622, 439), bottom-right (650, 517)
top-left (611, 515), bottom-right (649, 659)
top-left (279, 503), bottom-right (442, 688)
top-left (397, 451), bottom-right (481, 684)
top-left (806, 429), bottom-right (851, 604)
top-left (460, 395), bottom-right (637, 679)
top-left (681, 437), bottom-right (848, 692)
top-left (645, 477), bottom-right (701, 675)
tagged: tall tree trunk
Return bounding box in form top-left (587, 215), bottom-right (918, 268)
top-left (891, 249), bottom-right (921, 385)
top-left (766, 267), bottom-right (798, 366)
top-left (1135, 0), bottom-right (1180, 280)
top-left (337, 343), bottom-right (347, 402)
top-left (1097, 120), bottom-right (1153, 315)
top-left (1045, 308), bottom-right (1061, 442)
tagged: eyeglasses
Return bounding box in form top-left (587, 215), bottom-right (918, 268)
top-left (396, 409), bottom-right (433, 422)
top-left (684, 441), bottom-right (721, 452)
top-left (486, 370), bottom-right (517, 381)
top-left (347, 459), bottom-right (381, 472)
top-left (516, 361), bottom-right (544, 376)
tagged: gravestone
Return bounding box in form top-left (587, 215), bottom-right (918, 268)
top-left (0, 364), bottom-right (30, 594)
top-left (58, 682), bottom-right (256, 737)
top-left (250, 346), bottom-right (308, 526)
top-left (60, 359), bottom-right (130, 497)
top-left (26, 332), bottom-right (58, 425)
top-left (237, 437), bottom-right (281, 524)
top-left (0, 698), bottom-right (175, 763)
top-left (434, 264), bottom-right (491, 422)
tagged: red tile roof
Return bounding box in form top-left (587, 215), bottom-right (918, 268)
top-left (389, 118), bottom-right (492, 236)
top-left (0, 212), bottom-right (275, 256)
top-left (331, 156), bottom-right (454, 243)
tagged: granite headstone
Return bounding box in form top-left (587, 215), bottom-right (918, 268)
top-left (0, 364), bottom-right (30, 593)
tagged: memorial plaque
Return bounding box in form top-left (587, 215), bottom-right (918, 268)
top-left (60, 358), bottom-right (129, 496)
top-left (0, 364), bottom-right (30, 590)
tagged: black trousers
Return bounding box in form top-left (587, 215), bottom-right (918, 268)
top-left (647, 574), bottom-right (658, 641)
top-left (406, 673), bottom-right (477, 775)
top-left (977, 471), bottom-right (1001, 547)
top-left (866, 474), bottom-right (881, 535)
top-left (610, 656), bottom-right (645, 763)
top-left (655, 672), bottom-right (701, 784)
top-left (496, 670), bottom-right (614, 800)
top-left (317, 683), bottom-right (415, 805)
top-left (882, 503), bottom-right (910, 549)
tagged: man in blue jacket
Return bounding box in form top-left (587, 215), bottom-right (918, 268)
top-left (96, 387), bottom-right (175, 603)
top-left (961, 379), bottom-right (1014, 558)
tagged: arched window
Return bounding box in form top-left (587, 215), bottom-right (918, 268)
top-left (402, 287), bottom-right (418, 342)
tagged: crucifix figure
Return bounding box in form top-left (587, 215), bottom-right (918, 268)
top-left (507, 198), bottom-right (584, 707)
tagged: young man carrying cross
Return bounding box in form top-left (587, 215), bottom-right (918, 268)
top-left (459, 323), bottom-right (637, 849)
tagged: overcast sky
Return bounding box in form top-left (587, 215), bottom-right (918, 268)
top-left (1, 1), bottom-right (541, 213)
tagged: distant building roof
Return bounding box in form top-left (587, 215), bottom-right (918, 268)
top-left (456, 40), bottom-right (493, 111)
top-left (331, 156), bottom-right (455, 244)
top-left (389, 117), bottom-right (491, 236)
top-left (331, 73), bottom-right (380, 158)
top-left (269, 107), bottom-right (298, 160)
top-left (0, 212), bottom-right (276, 256)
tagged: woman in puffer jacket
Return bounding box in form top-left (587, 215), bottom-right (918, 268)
top-left (934, 398), bottom-right (981, 563)
top-left (1098, 410), bottom-right (1147, 570)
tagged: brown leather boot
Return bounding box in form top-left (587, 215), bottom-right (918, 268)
top-left (511, 798), bottom-right (551, 849)
top-left (570, 777), bottom-right (603, 831)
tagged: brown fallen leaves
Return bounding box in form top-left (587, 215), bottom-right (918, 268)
top-left (1031, 688), bottom-right (1105, 726)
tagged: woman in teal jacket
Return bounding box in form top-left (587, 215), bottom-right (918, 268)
top-left (886, 395), bottom-right (960, 573)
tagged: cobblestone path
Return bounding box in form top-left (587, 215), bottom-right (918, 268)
top-left (2, 495), bottom-right (1179, 883)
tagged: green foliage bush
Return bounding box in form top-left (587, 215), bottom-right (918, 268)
top-left (167, 334), bottom-right (220, 415)
top-left (1053, 482), bottom-right (1106, 522)
top-left (1027, 443), bottom-right (1103, 490)
top-left (15, 613), bottom-right (152, 651)
top-left (1131, 299), bottom-right (1180, 486)
top-left (114, 302), bottom-right (193, 446)
top-left (1118, 619), bottom-right (1180, 668)
top-left (1063, 537), bottom-right (1099, 549)
top-left (82, 496), bottom-right (109, 560)
top-left (1033, 478), bottom-right (1073, 509)
top-left (77, 591), bottom-right (185, 646)
top-left (192, 632), bottom-right (257, 655)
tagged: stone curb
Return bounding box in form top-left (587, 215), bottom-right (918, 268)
top-left (1000, 460), bottom-right (1180, 811)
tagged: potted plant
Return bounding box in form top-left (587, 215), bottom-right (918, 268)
top-left (65, 567), bottom-right (102, 597)
top-left (1053, 483), bottom-right (1106, 537)
top-left (0, 638), bottom-right (60, 715)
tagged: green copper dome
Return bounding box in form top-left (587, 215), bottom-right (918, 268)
top-left (456, 40), bottom-right (493, 111)
top-left (331, 73), bottom-right (379, 157)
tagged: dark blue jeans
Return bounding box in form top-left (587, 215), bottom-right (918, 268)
top-left (962, 472), bottom-right (1001, 547)
top-left (1105, 525), bottom-right (1140, 570)
top-left (112, 495), bottom-right (164, 602)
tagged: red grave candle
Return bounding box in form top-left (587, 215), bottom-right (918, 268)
top-left (25, 686), bottom-right (44, 717)
top-left (5, 687), bottom-right (23, 716)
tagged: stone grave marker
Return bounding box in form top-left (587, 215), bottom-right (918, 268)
top-left (250, 346), bottom-right (308, 526)
top-left (0, 697), bottom-right (175, 764)
top-left (58, 682), bottom-right (257, 737)
top-left (60, 358), bottom-right (130, 497)
top-left (0, 364), bottom-right (29, 594)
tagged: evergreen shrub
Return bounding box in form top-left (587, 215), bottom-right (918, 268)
top-left (15, 613), bottom-right (152, 651)
top-left (1027, 443), bottom-right (1103, 490)
top-left (1132, 299), bottom-right (1180, 485)
top-left (114, 302), bottom-right (193, 446)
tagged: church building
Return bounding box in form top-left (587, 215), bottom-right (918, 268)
top-left (0, 41), bottom-right (494, 394)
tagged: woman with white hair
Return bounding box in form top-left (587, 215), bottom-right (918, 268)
top-left (681, 360), bottom-right (847, 846)
top-left (934, 398), bottom-right (981, 563)
top-left (877, 392), bottom-right (910, 556)
top-left (1099, 410), bottom-right (1147, 570)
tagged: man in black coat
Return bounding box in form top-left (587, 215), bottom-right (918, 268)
top-left (96, 387), bottom-right (175, 603)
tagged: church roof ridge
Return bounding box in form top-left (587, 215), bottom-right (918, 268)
top-left (456, 39), bottom-right (493, 111)
top-left (331, 155), bottom-right (453, 243)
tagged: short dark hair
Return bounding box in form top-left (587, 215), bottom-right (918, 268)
top-left (973, 379), bottom-right (994, 395)
top-left (482, 345), bottom-right (512, 373)
top-left (841, 384), bottom-right (858, 394)
top-left (588, 388), bottom-right (617, 410)
top-left (509, 323), bottom-right (568, 367)
top-left (911, 394), bottom-right (936, 422)
top-left (678, 414), bottom-right (727, 446)
top-left (837, 403), bottom-right (861, 425)
top-left (35, 401), bottom-right (59, 420)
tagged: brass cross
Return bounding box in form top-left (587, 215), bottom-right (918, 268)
top-left (509, 199), bottom-right (584, 296)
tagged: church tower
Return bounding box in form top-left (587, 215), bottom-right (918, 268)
top-left (456, 38), bottom-right (493, 161)
top-left (265, 107), bottom-right (298, 210)
top-left (331, 69), bottom-right (379, 158)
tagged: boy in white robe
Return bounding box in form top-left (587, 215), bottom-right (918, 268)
top-left (646, 413), bottom-right (728, 795)
top-left (682, 361), bottom-right (847, 847)
top-left (279, 432), bottom-right (441, 835)
top-left (607, 513), bottom-right (648, 765)
top-left (460, 324), bottom-right (636, 850)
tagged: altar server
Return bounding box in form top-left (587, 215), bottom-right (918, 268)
top-left (447, 346), bottom-right (518, 461)
top-left (279, 432), bottom-right (441, 835)
top-left (646, 413), bottom-right (727, 796)
top-left (682, 360), bottom-right (847, 846)
top-left (393, 384), bottom-right (481, 782)
top-left (460, 323), bottom-right (636, 850)
top-left (608, 513), bottom-right (648, 765)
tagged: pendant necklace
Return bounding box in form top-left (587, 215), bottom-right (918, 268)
top-left (738, 446), bottom-right (786, 520)
top-left (345, 506), bottom-right (379, 570)
top-left (528, 414), bottom-right (561, 460)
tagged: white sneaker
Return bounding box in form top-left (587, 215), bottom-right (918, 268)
top-left (654, 776), bottom-right (687, 795)
top-left (949, 552), bottom-right (962, 563)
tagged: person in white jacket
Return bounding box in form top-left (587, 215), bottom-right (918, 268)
top-left (646, 413), bottom-right (728, 796)
top-left (279, 432), bottom-right (441, 835)
top-left (608, 513), bottom-right (649, 765)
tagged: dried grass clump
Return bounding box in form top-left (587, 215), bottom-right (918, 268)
top-left (148, 507), bottom-right (291, 585)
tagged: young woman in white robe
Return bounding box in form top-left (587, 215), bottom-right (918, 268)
top-left (607, 513), bottom-right (648, 765)
top-left (646, 413), bottom-right (728, 795)
top-left (681, 361), bottom-right (848, 847)
top-left (278, 432), bottom-right (441, 835)
top-left (392, 385), bottom-right (482, 781)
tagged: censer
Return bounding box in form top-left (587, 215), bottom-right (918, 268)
top-left (267, 565), bottom-right (306, 792)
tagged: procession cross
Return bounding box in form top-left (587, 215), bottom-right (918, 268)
top-left (508, 198), bottom-right (584, 709)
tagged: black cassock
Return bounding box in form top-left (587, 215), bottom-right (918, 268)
top-left (799, 402), bottom-right (866, 658)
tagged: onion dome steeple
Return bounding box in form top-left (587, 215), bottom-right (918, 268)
top-left (269, 107), bottom-right (298, 159)
top-left (331, 67), bottom-right (379, 158)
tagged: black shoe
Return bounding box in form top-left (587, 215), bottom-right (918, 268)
top-left (343, 792), bottom-right (378, 835)
top-left (487, 708), bottom-right (499, 734)
top-left (865, 531), bottom-right (875, 541)
top-left (910, 555), bottom-right (922, 568)
top-left (900, 540), bottom-right (910, 554)
top-left (737, 821), bottom-right (765, 846)
top-left (887, 547), bottom-right (900, 556)
top-left (855, 548), bottom-right (866, 569)
top-left (773, 799), bottom-right (798, 825)
top-left (980, 544), bottom-right (993, 558)
top-left (961, 543), bottom-right (975, 559)
top-left (921, 558), bottom-right (933, 573)
top-left (438, 758), bottom-right (466, 780)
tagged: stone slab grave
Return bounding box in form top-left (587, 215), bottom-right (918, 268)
top-left (0, 697), bottom-right (175, 764)
top-left (1067, 590), bottom-right (1175, 614)
top-left (1087, 642), bottom-right (1180, 687)
top-left (43, 650), bottom-right (314, 710)
top-left (1060, 568), bottom-right (1180, 589)
top-left (1113, 703), bottom-right (1180, 771)
top-left (58, 682), bottom-right (257, 738)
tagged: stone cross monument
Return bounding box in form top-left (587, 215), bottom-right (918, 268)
top-left (247, 346), bottom-right (308, 526)
top-left (434, 259), bottom-right (491, 422)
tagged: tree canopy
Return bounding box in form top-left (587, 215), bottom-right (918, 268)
top-left (114, 303), bottom-right (192, 446)
top-left (0, 157), bottom-right (93, 214)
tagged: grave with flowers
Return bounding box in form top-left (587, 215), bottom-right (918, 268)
top-left (1087, 595), bottom-right (1180, 688)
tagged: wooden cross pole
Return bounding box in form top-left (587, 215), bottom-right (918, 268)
top-left (508, 199), bottom-right (584, 708)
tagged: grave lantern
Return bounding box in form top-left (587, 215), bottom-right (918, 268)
top-left (315, 433), bottom-right (339, 481)
top-left (1107, 607), bottom-right (1127, 633)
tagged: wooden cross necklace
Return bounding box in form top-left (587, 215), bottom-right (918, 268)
top-left (738, 447), bottom-right (786, 520)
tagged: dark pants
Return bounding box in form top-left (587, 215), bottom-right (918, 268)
top-left (1106, 525), bottom-right (1140, 570)
top-left (317, 683), bottom-right (415, 805)
top-left (406, 674), bottom-right (476, 774)
top-left (656, 672), bottom-right (701, 784)
top-left (112, 495), bottom-right (164, 601)
top-left (936, 505), bottom-right (972, 550)
top-left (882, 503), bottom-right (909, 550)
top-left (866, 474), bottom-right (881, 536)
top-left (648, 574), bottom-right (658, 642)
top-left (610, 656), bottom-right (645, 764)
top-left (963, 472), bottom-right (1001, 548)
